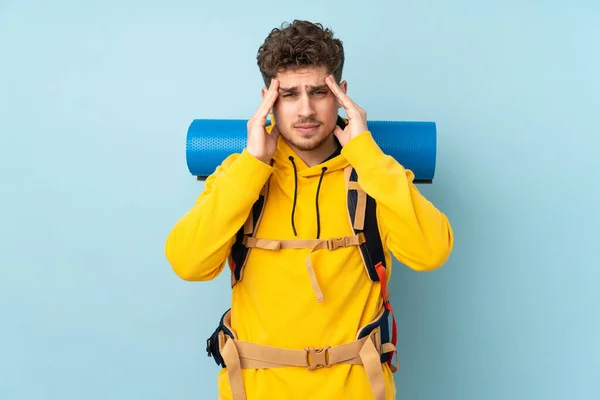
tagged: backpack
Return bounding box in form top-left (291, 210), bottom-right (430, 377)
top-left (208, 164), bottom-right (398, 369)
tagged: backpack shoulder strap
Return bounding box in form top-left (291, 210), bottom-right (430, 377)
top-left (345, 165), bottom-right (397, 360)
top-left (229, 181), bottom-right (269, 286)
top-left (344, 165), bottom-right (386, 282)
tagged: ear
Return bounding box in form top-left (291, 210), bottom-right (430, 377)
top-left (339, 80), bottom-right (348, 93)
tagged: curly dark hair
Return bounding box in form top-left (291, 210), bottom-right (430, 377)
top-left (256, 20), bottom-right (345, 86)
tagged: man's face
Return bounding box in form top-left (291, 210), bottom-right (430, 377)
top-left (263, 66), bottom-right (347, 153)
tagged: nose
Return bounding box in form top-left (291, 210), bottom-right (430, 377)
top-left (297, 93), bottom-right (316, 118)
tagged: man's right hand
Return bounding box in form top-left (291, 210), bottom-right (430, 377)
top-left (246, 79), bottom-right (280, 164)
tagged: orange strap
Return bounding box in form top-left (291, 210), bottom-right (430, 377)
top-left (375, 262), bottom-right (398, 371)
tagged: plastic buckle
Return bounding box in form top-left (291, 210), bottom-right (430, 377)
top-left (327, 237), bottom-right (346, 250)
top-left (305, 346), bottom-right (331, 370)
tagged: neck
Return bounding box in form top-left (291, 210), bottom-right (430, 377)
top-left (287, 135), bottom-right (338, 167)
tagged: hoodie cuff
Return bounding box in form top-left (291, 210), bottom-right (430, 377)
top-left (224, 149), bottom-right (274, 194)
top-left (341, 131), bottom-right (387, 171)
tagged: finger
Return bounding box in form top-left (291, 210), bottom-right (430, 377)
top-left (325, 75), bottom-right (354, 110)
top-left (251, 80), bottom-right (279, 124)
top-left (325, 75), bottom-right (346, 105)
top-left (255, 79), bottom-right (280, 120)
top-left (345, 103), bottom-right (366, 121)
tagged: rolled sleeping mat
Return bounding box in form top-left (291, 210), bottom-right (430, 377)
top-left (186, 119), bottom-right (437, 183)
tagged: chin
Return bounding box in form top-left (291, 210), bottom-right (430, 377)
top-left (289, 135), bottom-right (330, 152)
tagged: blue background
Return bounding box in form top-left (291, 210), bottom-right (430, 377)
top-left (1, 1), bottom-right (598, 399)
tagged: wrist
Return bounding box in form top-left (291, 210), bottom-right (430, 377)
top-left (246, 148), bottom-right (271, 164)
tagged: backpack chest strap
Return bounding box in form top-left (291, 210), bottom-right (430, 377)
top-left (243, 233), bottom-right (364, 251)
top-left (242, 233), bottom-right (366, 302)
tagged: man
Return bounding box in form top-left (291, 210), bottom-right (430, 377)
top-left (165, 20), bottom-right (453, 400)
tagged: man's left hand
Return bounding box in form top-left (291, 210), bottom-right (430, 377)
top-left (325, 75), bottom-right (369, 146)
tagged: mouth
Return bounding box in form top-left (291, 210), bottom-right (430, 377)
top-left (294, 124), bottom-right (320, 134)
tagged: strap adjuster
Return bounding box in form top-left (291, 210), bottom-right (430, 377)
top-left (327, 237), bottom-right (347, 250)
top-left (305, 346), bottom-right (331, 370)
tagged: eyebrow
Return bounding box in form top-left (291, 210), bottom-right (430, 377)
top-left (278, 84), bottom-right (329, 93)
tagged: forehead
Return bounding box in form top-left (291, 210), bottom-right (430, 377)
top-left (275, 66), bottom-right (329, 87)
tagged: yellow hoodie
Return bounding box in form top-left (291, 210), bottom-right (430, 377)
top-left (165, 120), bottom-right (454, 400)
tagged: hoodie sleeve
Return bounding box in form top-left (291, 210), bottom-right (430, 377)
top-left (341, 131), bottom-right (454, 271)
top-left (165, 150), bottom-right (274, 281)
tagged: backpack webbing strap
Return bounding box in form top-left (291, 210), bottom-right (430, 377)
top-left (230, 183), bottom-right (269, 285)
top-left (219, 329), bottom-right (392, 400)
top-left (242, 185), bottom-right (268, 235)
top-left (243, 233), bottom-right (366, 302)
top-left (345, 166), bottom-right (387, 282)
top-left (348, 181), bottom-right (367, 230)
